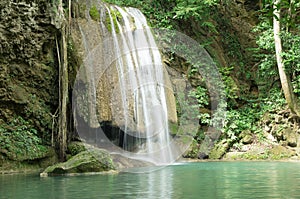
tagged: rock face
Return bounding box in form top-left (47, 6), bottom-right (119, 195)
top-left (0, 0), bottom-right (59, 167)
top-left (71, 0), bottom-right (177, 132)
top-left (0, 2), bottom-right (57, 132)
top-left (41, 149), bottom-right (115, 175)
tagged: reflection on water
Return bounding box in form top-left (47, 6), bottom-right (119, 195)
top-left (1, 162), bottom-right (300, 199)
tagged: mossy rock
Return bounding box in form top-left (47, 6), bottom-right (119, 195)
top-left (209, 140), bottom-right (229, 159)
top-left (225, 145), bottom-right (296, 160)
top-left (241, 134), bottom-right (254, 144)
top-left (283, 127), bottom-right (297, 147)
top-left (89, 5), bottom-right (100, 21)
top-left (67, 141), bottom-right (87, 156)
top-left (41, 149), bottom-right (115, 175)
top-left (1, 145), bottom-right (54, 162)
top-left (267, 145), bottom-right (296, 159)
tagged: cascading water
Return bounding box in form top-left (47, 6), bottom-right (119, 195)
top-left (73, 1), bottom-right (225, 167)
top-left (106, 6), bottom-right (174, 164)
top-left (73, 2), bottom-right (186, 166)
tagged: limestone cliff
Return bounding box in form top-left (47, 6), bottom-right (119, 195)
top-left (71, 0), bottom-right (178, 134)
top-left (0, 0), bottom-right (59, 171)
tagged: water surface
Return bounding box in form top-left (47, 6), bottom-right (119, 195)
top-left (1, 161), bottom-right (300, 199)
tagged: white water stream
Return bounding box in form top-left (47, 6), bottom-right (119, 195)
top-left (106, 6), bottom-right (173, 164)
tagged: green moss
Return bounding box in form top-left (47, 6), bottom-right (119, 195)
top-left (43, 149), bottom-right (116, 175)
top-left (67, 38), bottom-right (81, 87)
top-left (169, 122), bottom-right (179, 136)
top-left (105, 14), bottom-right (112, 32)
top-left (89, 5), bottom-right (100, 21)
top-left (209, 141), bottom-right (229, 159)
top-left (67, 142), bottom-right (86, 156)
top-left (184, 139), bottom-right (199, 158)
top-left (105, 9), bottom-right (122, 33)
top-left (79, 4), bottom-right (87, 18)
top-left (225, 145), bottom-right (296, 160)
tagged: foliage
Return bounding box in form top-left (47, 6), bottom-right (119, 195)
top-left (253, 1), bottom-right (300, 99)
top-left (222, 88), bottom-right (286, 142)
top-left (175, 92), bottom-right (199, 126)
top-left (89, 5), bottom-right (100, 21)
top-left (281, 33), bottom-right (300, 95)
top-left (183, 139), bottom-right (199, 158)
top-left (105, 8), bottom-right (122, 33)
top-left (24, 94), bottom-right (53, 141)
top-left (0, 117), bottom-right (48, 161)
top-left (103, 0), bottom-right (175, 28)
top-left (103, 0), bottom-right (218, 31)
top-left (219, 66), bottom-right (239, 103)
top-left (253, 21), bottom-right (277, 88)
top-left (188, 86), bottom-right (210, 124)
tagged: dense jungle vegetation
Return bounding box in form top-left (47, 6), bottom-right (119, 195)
top-left (0, 0), bottom-right (300, 172)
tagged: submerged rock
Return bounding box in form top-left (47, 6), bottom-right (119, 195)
top-left (111, 154), bottom-right (154, 169)
top-left (41, 148), bottom-right (115, 176)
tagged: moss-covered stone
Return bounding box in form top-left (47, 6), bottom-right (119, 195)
top-left (41, 149), bottom-right (115, 175)
top-left (89, 5), bottom-right (100, 21)
top-left (283, 127), bottom-right (297, 147)
top-left (224, 144), bottom-right (296, 160)
top-left (209, 140), bottom-right (229, 159)
top-left (239, 130), bottom-right (254, 144)
top-left (67, 141), bottom-right (87, 156)
top-left (0, 148), bottom-right (58, 174)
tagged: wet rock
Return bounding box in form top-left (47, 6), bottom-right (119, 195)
top-left (268, 145), bottom-right (296, 159)
top-left (41, 149), bottom-right (115, 176)
top-left (67, 141), bottom-right (87, 156)
top-left (197, 152), bottom-right (209, 159)
top-left (239, 130), bottom-right (254, 144)
top-left (241, 134), bottom-right (254, 144)
top-left (283, 127), bottom-right (297, 147)
top-left (209, 140), bottom-right (229, 159)
top-left (111, 154), bottom-right (154, 169)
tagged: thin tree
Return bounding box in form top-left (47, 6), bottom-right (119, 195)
top-left (273, 0), bottom-right (300, 116)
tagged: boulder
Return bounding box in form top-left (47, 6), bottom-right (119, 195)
top-left (197, 152), bottom-right (209, 159)
top-left (209, 140), bottom-right (229, 159)
top-left (268, 145), bottom-right (296, 159)
top-left (241, 134), bottom-right (254, 144)
top-left (41, 148), bottom-right (115, 176)
top-left (239, 130), bottom-right (254, 144)
top-left (111, 154), bottom-right (154, 169)
top-left (67, 141), bottom-right (87, 156)
top-left (283, 127), bottom-right (297, 147)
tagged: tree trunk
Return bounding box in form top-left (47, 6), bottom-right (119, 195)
top-left (273, 0), bottom-right (300, 116)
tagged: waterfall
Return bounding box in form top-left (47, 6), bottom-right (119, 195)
top-left (73, 3), bottom-right (181, 165)
top-left (106, 6), bottom-right (174, 164)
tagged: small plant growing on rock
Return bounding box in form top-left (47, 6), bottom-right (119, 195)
top-left (89, 5), bottom-right (100, 21)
